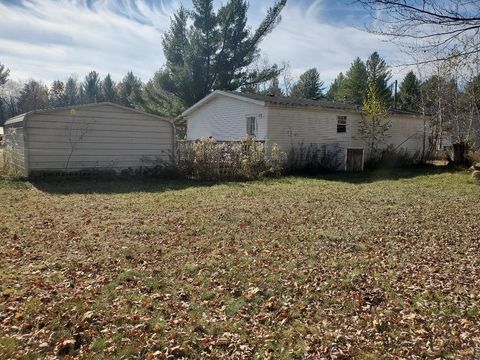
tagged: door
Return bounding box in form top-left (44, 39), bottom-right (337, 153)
top-left (346, 148), bottom-right (364, 172)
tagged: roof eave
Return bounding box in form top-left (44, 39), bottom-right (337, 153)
top-left (181, 90), bottom-right (266, 117)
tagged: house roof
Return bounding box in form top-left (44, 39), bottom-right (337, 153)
top-left (4, 102), bottom-right (174, 127)
top-left (179, 90), bottom-right (423, 119)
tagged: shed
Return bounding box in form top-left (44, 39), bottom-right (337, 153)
top-left (3, 102), bottom-right (174, 176)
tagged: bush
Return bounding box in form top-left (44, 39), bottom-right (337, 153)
top-left (285, 143), bottom-right (343, 174)
top-left (176, 138), bottom-right (285, 180)
top-left (365, 145), bottom-right (422, 169)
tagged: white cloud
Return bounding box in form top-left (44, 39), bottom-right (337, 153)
top-left (0, 0), bottom-right (175, 83)
top-left (260, 0), bottom-right (410, 85)
top-left (0, 0), bottom-right (411, 86)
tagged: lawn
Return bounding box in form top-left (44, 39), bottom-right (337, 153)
top-left (0, 168), bottom-right (479, 359)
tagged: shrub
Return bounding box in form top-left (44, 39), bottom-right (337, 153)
top-left (285, 143), bottom-right (343, 174)
top-left (176, 138), bottom-right (285, 180)
top-left (365, 145), bottom-right (422, 169)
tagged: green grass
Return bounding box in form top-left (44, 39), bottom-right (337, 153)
top-left (0, 167), bottom-right (479, 358)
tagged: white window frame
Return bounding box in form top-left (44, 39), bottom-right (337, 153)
top-left (246, 115), bottom-right (257, 137)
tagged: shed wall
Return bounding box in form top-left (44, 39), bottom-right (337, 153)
top-left (25, 104), bottom-right (174, 174)
top-left (186, 96), bottom-right (267, 140)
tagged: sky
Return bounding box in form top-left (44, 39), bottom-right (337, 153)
top-left (0, 0), bottom-right (410, 87)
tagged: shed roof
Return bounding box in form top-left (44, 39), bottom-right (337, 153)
top-left (4, 102), bottom-right (174, 127)
top-left (179, 90), bottom-right (424, 119)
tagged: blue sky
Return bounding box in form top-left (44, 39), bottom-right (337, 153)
top-left (0, 0), bottom-right (408, 86)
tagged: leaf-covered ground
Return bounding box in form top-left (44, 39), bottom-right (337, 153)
top-left (0, 168), bottom-right (479, 359)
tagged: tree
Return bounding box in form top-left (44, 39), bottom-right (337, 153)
top-left (0, 62), bottom-right (11, 123)
top-left (137, 71), bottom-right (185, 118)
top-left (360, 83), bottom-right (391, 158)
top-left (65, 76), bottom-right (79, 106)
top-left (398, 71), bottom-right (421, 112)
top-left (280, 62), bottom-right (294, 96)
top-left (102, 74), bottom-right (117, 103)
top-left (82, 71), bottom-right (102, 103)
top-left (117, 72), bottom-right (143, 108)
top-left (49, 80), bottom-right (66, 108)
top-left (290, 68), bottom-right (324, 99)
top-left (0, 80), bottom-right (23, 124)
top-left (0, 62), bottom-right (9, 87)
top-left (326, 72), bottom-right (346, 101)
top-left (356, 0), bottom-right (480, 64)
top-left (342, 57), bottom-right (368, 104)
top-left (366, 52), bottom-right (392, 104)
top-left (265, 77), bottom-right (284, 96)
top-left (160, 0), bottom-right (287, 106)
top-left (18, 80), bottom-right (49, 113)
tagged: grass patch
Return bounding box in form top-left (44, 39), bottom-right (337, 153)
top-left (0, 167), bottom-right (479, 358)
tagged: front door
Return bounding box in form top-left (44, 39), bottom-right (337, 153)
top-left (346, 148), bottom-right (364, 172)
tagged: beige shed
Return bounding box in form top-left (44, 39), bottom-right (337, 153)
top-left (3, 102), bottom-right (174, 176)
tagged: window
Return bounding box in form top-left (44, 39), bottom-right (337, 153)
top-left (246, 116), bottom-right (257, 137)
top-left (337, 116), bottom-right (347, 133)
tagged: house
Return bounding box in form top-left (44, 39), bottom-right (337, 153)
top-left (180, 91), bottom-right (427, 170)
top-left (3, 102), bottom-right (174, 176)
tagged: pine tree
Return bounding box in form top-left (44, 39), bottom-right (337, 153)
top-left (102, 74), bottom-right (117, 103)
top-left (49, 80), bottom-right (66, 108)
top-left (161, 0), bottom-right (287, 106)
top-left (82, 71), bottom-right (102, 103)
top-left (137, 71), bottom-right (185, 118)
top-left (117, 72), bottom-right (143, 108)
top-left (398, 71), bottom-right (421, 112)
top-left (343, 57), bottom-right (368, 105)
top-left (191, 0), bottom-right (219, 98)
top-left (0, 62), bottom-right (9, 87)
top-left (366, 52), bottom-right (392, 105)
top-left (290, 68), bottom-right (324, 99)
top-left (326, 72), bottom-right (346, 101)
top-left (65, 76), bottom-right (79, 106)
top-left (18, 80), bottom-right (49, 113)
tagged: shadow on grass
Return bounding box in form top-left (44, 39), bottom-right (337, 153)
top-left (30, 176), bottom-right (219, 195)
top-left (22, 164), bottom-right (459, 195)
top-left (319, 164), bottom-right (456, 184)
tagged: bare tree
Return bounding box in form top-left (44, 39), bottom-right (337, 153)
top-left (356, 0), bottom-right (480, 64)
top-left (64, 111), bottom-right (94, 171)
top-left (280, 61), bottom-right (294, 96)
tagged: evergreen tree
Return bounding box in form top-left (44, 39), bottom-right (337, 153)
top-left (398, 71), bottom-right (421, 112)
top-left (265, 77), bottom-right (283, 96)
top-left (102, 74), bottom-right (117, 103)
top-left (18, 80), bottom-right (49, 113)
top-left (366, 52), bottom-right (392, 104)
top-left (49, 80), bottom-right (66, 108)
top-left (65, 76), bottom-right (79, 106)
top-left (290, 68), bottom-right (324, 99)
top-left (326, 72), bottom-right (345, 101)
top-left (117, 72), bottom-right (143, 108)
top-left (82, 71), bottom-right (102, 103)
top-left (137, 71), bottom-right (185, 118)
top-left (0, 62), bottom-right (9, 87)
top-left (161, 0), bottom-right (287, 106)
top-left (342, 57), bottom-right (368, 105)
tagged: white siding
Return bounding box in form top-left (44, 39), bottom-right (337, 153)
top-left (186, 96), bottom-right (267, 141)
top-left (267, 106), bottom-right (425, 154)
top-left (25, 104), bottom-right (174, 174)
